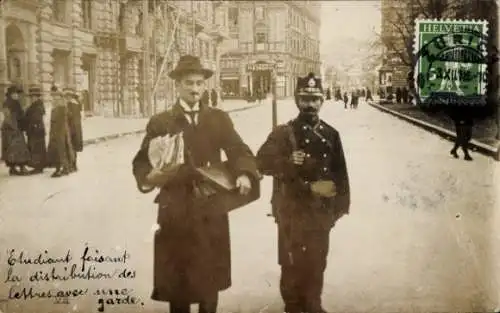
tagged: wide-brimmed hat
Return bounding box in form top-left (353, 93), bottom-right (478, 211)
top-left (295, 72), bottom-right (324, 97)
top-left (168, 55), bottom-right (213, 80)
top-left (29, 86), bottom-right (42, 96)
top-left (6, 85), bottom-right (23, 96)
top-left (63, 87), bottom-right (77, 97)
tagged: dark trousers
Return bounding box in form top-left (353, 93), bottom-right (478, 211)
top-left (279, 224), bottom-right (330, 312)
top-left (451, 121), bottom-right (472, 156)
top-left (169, 293), bottom-right (218, 313)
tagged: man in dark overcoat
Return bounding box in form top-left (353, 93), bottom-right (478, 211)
top-left (448, 105), bottom-right (474, 161)
top-left (132, 55), bottom-right (259, 313)
top-left (24, 86), bottom-right (47, 174)
top-left (46, 85), bottom-right (74, 177)
top-left (256, 72), bottom-right (350, 313)
top-left (64, 87), bottom-right (83, 171)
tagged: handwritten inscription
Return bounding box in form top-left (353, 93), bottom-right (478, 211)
top-left (1, 244), bottom-right (144, 312)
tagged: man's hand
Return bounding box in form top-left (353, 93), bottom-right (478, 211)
top-left (145, 168), bottom-right (166, 186)
top-left (310, 180), bottom-right (337, 198)
top-left (290, 150), bottom-right (306, 165)
top-left (236, 175), bottom-right (252, 195)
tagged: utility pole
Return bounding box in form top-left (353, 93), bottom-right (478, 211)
top-left (143, 0), bottom-right (150, 116)
top-left (272, 68), bottom-right (277, 128)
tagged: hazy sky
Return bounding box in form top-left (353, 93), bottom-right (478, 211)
top-left (320, 1), bottom-right (381, 67)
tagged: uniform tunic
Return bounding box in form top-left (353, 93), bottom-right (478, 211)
top-left (257, 117), bottom-right (350, 309)
top-left (132, 101), bottom-right (259, 303)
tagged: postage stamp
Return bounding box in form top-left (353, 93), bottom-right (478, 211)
top-left (413, 19), bottom-right (489, 106)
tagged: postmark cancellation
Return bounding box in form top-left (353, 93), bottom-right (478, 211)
top-left (413, 19), bottom-right (489, 105)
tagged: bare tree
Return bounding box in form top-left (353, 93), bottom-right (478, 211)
top-left (378, 0), bottom-right (465, 67)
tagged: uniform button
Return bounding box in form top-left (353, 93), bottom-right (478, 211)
top-left (322, 138), bottom-right (326, 143)
top-left (323, 153), bottom-right (327, 158)
top-left (319, 125), bottom-right (324, 130)
top-left (305, 139), bottom-right (310, 144)
top-left (323, 167), bottom-right (328, 172)
top-left (302, 125), bottom-right (307, 130)
top-left (306, 153), bottom-right (311, 158)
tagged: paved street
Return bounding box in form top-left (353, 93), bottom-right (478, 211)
top-left (0, 99), bottom-right (499, 313)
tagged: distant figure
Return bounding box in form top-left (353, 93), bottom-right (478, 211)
top-left (211, 88), bottom-right (218, 107)
top-left (325, 88), bottom-right (331, 100)
top-left (343, 92), bottom-right (348, 109)
top-left (448, 106), bottom-right (474, 161)
top-left (396, 87), bottom-right (402, 103)
top-left (46, 85), bottom-right (74, 177)
top-left (65, 88), bottom-right (83, 172)
top-left (366, 88), bottom-right (373, 102)
top-left (1, 85), bottom-right (30, 175)
top-left (402, 87), bottom-right (409, 103)
top-left (24, 86), bottom-right (47, 174)
top-left (201, 89), bottom-right (210, 107)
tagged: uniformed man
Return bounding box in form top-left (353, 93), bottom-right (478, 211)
top-left (257, 72), bottom-right (350, 313)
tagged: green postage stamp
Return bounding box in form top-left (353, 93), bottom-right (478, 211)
top-left (413, 19), bottom-right (489, 104)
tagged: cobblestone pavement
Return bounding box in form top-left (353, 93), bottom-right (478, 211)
top-left (0, 99), bottom-right (498, 313)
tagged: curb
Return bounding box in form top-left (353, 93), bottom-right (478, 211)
top-left (82, 103), bottom-right (263, 147)
top-left (368, 101), bottom-right (500, 161)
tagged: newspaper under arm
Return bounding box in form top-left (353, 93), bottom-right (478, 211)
top-left (145, 132), bottom-right (186, 188)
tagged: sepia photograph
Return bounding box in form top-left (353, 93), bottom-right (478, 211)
top-left (0, 0), bottom-right (499, 312)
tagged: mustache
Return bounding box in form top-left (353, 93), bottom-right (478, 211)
top-left (190, 92), bottom-right (200, 97)
top-left (301, 107), bottom-right (318, 113)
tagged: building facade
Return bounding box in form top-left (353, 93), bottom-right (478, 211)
top-left (219, 0), bottom-right (321, 98)
top-left (0, 0), bottom-right (229, 117)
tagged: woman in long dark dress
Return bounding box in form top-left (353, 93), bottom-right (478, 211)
top-left (24, 86), bottom-right (47, 173)
top-left (1, 85), bottom-right (30, 175)
top-left (46, 86), bottom-right (74, 177)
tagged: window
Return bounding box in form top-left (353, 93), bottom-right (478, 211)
top-left (82, 1), bottom-right (92, 29)
top-left (7, 56), bottom-right (21, 81)
top-left (255, 7), bottom-right (264, 20)
top-left (228, 7), bottom-right (238, 26)
top-left (256, 32), bottom-right (266, 44)
top-left (53, 0), bottom-right (66, 23)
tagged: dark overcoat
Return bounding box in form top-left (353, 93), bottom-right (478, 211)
top-left (24, 99), bottom-right (47, 168)
top-left (256, 117), bottom-right (350, 265)
top-left (46, 105), bottom-right (74, 168)
top-left (67, 99), bottom-right (83, 152)
top-left (132, 101), bottom-right (259, 303)
top-left (1, 97), bottom-right (31, 165)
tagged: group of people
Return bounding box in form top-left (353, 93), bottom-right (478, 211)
top-left (1, 84), bottom-right (83, 177)
top-left (324, 87), bottom-right (373, 109)
top-left (133, 55), bottom-right (350, 313)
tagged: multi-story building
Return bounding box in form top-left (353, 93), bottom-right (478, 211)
top-left (219, 0), bottom-right (321, 98)
top-left (0, 0), bottom-right (229, 117)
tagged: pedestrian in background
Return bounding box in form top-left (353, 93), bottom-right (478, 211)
top-left (1, 85), bottom-right (30, 175)
top-left (448, 106), bottom-right (474, 161)
top-left (210, 88), bottom-right (218, 108)
top-left (64, 87), bottom-right (83, 172)
top-left (132, 55), bottom-right (259, 313)
top-left (24, 86), bottom-right (47, 174)
top-left (47, 85), bottom-right (74, 177)
top-left (201, 89), bottom-right (210, 107)
top-left (257, 72), bottom-right (350, 313)
top-left (343, 91), bottom-right (348, 109)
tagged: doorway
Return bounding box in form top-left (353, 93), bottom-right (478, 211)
top-left (81, 53), bottom-right (97, 115)
top-left (252, 70), bottom-right (271, 96)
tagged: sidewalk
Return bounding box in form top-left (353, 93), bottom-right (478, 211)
top-left (82, 99), bottom-right (262, 146)
top-left (369, 100), bottom-right (500, 160)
